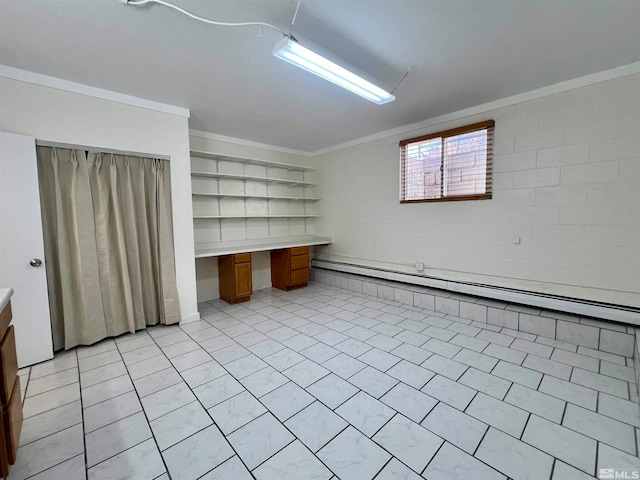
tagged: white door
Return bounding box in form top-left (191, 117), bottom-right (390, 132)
top-left (0, 132), bottom-right (54, 367)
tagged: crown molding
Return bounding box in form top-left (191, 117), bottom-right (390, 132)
top-left (5, 60), bottom-right (638, 155)
top-left (312, 61), bottom-right (640, 156)
top-left (189, 129), bottom-right (312, 157)
top-left (0, 64), bottom-right (190, 118)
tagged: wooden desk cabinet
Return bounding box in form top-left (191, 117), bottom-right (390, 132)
top-left (271, 247), bottom-right (310, 291)
top-left (218, 253), bottom-right (252, 304)
top-left (0, 301), bottom-right (22, 477)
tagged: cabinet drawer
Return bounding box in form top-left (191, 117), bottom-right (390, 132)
top-left (290, 267), bottom-right (310, 286)
top-left (0, 326), bottom-right (17, 406)
top-left (290, 246), bottom-right (309, 256)
top-left (0, 302), bottom-right (11, 342)
top-left (5, 376), bottom-right (22, 465)
top-left (290, 254), bottom-right (309, 271)
top-left (233, 253), bottom-right (251, 264)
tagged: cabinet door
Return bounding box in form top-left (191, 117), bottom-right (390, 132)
top-left (5, 376), bottom-right (22, 465)
top-left (0, 326), bottom-right (18, 406)
top-left (234, 263), bottom-right (252, 298)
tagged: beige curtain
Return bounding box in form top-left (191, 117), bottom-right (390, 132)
top-left (37, 147), bottom-right (180, 350)
top-left (37, 148), bottom-right (107, 349)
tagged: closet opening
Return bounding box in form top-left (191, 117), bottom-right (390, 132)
top-left (35, 141), bottom-right (180, 351)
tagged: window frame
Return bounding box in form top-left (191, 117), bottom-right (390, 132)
top-left (399, 120), bottom-right (494, 204)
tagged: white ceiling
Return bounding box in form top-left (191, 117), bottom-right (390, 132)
top-left (2, 0), bottom-right (640, 152)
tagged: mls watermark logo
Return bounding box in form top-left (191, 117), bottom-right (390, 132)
top-left (599, 468), bottom-right (640, 479)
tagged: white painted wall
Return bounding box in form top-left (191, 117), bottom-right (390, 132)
top-left (189, 133), bottom-right (313, 302)
top-left (0, 77), bottom-right (199, 322)
top-left (313, 73), bottom-right (640, 308)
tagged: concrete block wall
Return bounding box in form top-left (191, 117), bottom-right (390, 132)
top-left (311, 268), bottom-right (637, 359)
top-left (313, 73), bottom-right (640, 308)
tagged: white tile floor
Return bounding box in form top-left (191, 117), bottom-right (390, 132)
top-left (10, 282), bottom-right (640, 480)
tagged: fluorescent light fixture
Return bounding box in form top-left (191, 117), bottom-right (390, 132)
top-left (273, 37), bottom-right (395, 105)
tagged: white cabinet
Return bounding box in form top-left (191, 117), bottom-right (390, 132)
top-left (191, 151), bottom-right (319, 248)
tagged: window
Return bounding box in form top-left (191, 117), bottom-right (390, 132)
top-left (400, 120), bottom-right (494, 203)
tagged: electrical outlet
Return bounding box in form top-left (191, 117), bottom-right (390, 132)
top-left (415, 262), bottom-right (424, 272)
top-left (513, 236), bottom-right (521, 244)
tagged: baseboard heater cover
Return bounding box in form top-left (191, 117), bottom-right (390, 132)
top-left (311, 259), bottom-right (639, 326)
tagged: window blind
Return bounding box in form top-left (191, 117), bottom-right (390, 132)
top-left (400, 120), bottom-right (494, 203)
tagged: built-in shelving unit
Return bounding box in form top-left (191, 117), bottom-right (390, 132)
top-left (190, 150), bottom-right (323, 252)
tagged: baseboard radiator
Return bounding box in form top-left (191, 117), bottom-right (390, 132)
top-left (311, 259), bottom-right (638, 359)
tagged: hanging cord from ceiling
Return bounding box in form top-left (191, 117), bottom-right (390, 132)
top-left (119, 0), bottom-right (288, 37)
top-left (391, 67), bottom-right (412, 95)
top-left (288, 0), bottom-right (302, 38)
top-left (121, 0), bottom-right (410, 98)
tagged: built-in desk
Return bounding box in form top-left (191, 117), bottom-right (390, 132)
top-left (194, 236), bottom-right (332, 258)
top-left (195, 236), bottom-right (331, 303)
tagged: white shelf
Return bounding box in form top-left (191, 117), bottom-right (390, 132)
top-left (192, 192), bottom-right (320, 201)
top-left (191, 171), bottom-right (314, 187)
top-left (191, 150), bottom-right (316, 172)
top-left (191, 152), bottom-right (319, 250)
top-left (195, 236), bottom-right (332, 258)
top-left (194, 215), bottom-right (318, 219)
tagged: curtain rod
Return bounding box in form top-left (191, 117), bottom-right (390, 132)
top-left (35, 140), bottom-right (171, 160)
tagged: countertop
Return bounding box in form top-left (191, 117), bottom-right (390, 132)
top-left (195, 236), bottom-right (332, 258)
top-left (0, 288), bottom-right (13, 312)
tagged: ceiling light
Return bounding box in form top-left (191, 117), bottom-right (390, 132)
top-left (273, 37), bottom-right (395, 105)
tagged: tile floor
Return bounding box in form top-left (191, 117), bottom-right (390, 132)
top-left (10, 282), bottom-right (640, 480)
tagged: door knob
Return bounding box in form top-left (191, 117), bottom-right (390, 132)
top-left (29, 258), bottom-right (42, 267)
